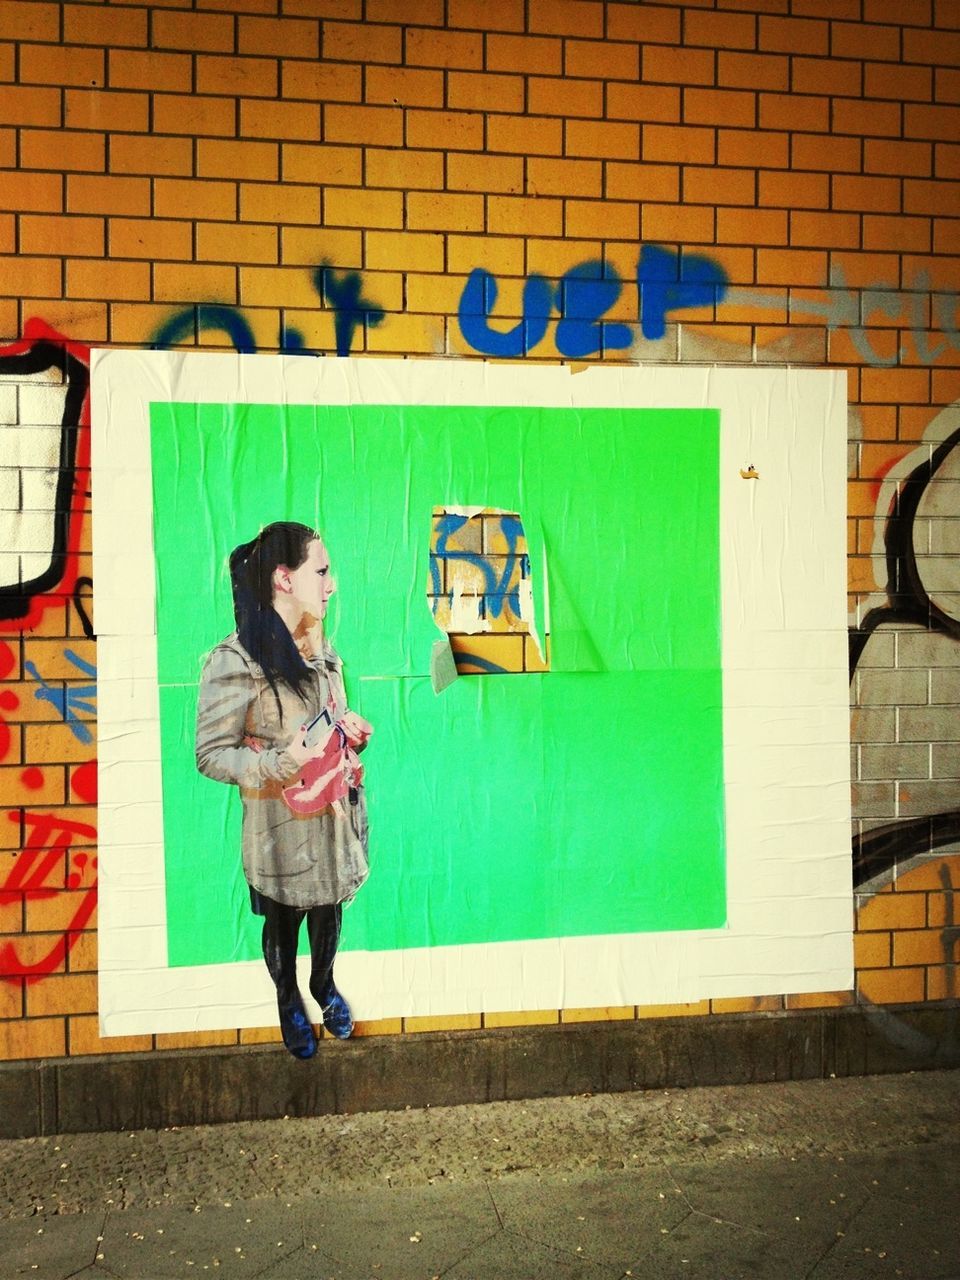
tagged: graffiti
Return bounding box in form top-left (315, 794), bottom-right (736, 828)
top-left (733, 263), bottom-right (960, 369)
top-left (458, 245), bottom-right (729, 358)
top-left (72, 576), bottom-right (95, 641)
top-left (24, 648), bottom-right (97, 745)
top-left (0, 809), bottom-right (97, 981)
top-left (151, 264), bottom-right (384, 359)
top-left (851, 407), bottom-right (960, 885)
top-left (0, 322), bottom-right (90, 630)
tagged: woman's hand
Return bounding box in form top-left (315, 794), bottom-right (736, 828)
top-left (338, 711), bottom-right (373, 750)
top-left (284, 724), bottom-right (318, 768)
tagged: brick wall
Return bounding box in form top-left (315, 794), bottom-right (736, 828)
top-left (1, 0), bottom-right (959, 1062)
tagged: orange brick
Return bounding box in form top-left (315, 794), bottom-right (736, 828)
top-left (280, 225), bottom-right (362, 266)
top-left (488, 194), bottom-right (562, 237)
top-left (239, 15), bottom-right (318, 57)
top-left (529, 75), bottom-right (602, 119)
top-left (487, 113), bottom-right (560, 157)
top-left (686, 166), bottom-right (755, 206)
top-left (792, 56), bottom-right (862, 97)
top-left (365, 64), bottom-right (441, 109)
top-left (71, 173), bottom-right (167, 215)
top-left (894, 856), bottom-right (960, 893)
top-left (21, 43), bottom-right (104, 87)
top-left (108, 49), bottom-right (191, 92)
top-left (643, 45), bottom-right (716, 87)
top-left (791, 210), bottom-right (861, 249)
top-left (0, 1016), bottom-right (65, 1061)
top-left (368, 0), bottom-right (442, 18)
top-left (834, 98), bottom-right (903, 139)
top-left (68, 1014), bottom-right (152, 1056)
top-left (238, 1024), bottom-right (284, 1045)
top-left (0, 980), bottom-right (22, 1020)
top-left (756, 248), bottom-right (827, 285)
top-left (240, 98), bottom-right (319, 141)
top-left (241, 181), bottom-right (320, 224)
top-left (933, 368), bottom-right (960, 402)
top-left (567, 119), bottom-right (639, 161)
top-left (20, 214), bottom-right (104, 258)
top-left (283, 0), bottom-right (360, 12)
top-left (322, 20), bottom-right (400, 64)
top-left (154, 178), bottom-right (236, 220)
top-left (405, 26), bottom-right (482, 70)
top-left (606, 3), bottom-right (681, 45)
top-left (565, 39), bottom-right (639, 81)
top-left (196, 54), bottom-right (278, 99)
top-left (785, 989), bottom-right (854, 1010)
top-left (325, 103), bottom-right (401, 146)
top-left (760, 14), bottom-right (828, 54)
top-left (366, 310), bottom-right (440, 354)
top-left (0, 84), bottom-right (60, 127)
top-left (447, 233), bottom-right (523, 275)
top-left (904, 26), bottom-right (960, 64)
top-left (864, 214), bottom-right (930, 253)
top-left (796, 0), bottom-right (860, 14)
top-left (717, 50), bottom-right (788, 91)
top-left (906, 103), bottom-right (960, 140)
top-left (447, 71), bottom-right (524, 114)
top-left (284, 59), bottom-right (360, 103)
top-left (402, 1012), bottom-right (482, 1033)
top-left (935, 143), bottom-right (960, 179)
top-left (527, 156), bottom-right (600, 198)
top-left (448, 151), bottom-right (522, 193)
top-left (407, 191), bottom-right (483, 232)
top-left (529, 0), bottom-right (603, 37)
top-left (866, 62), bottom-right (932, 103)
top-left (282, 142), bottom-right (361, 185)
top-left (21, 129), bottom-right (103, 174)
top-left (109, 217), bottom-right (192, 260)
top-left (862, 365), bottom-right (931, 403)
top-left (636, 1001), bottom-right (710, 1019)
top-left (0, 256), bottom-right (61, 298)
top-left (793, 132), bottom-right (862, 173)
top-left (717, 205), bottom-right (786, 245)
top-left (155, 1029), bottom-right (238, 1050)
top-left (24, 887), bottom-right (96, 933)
top-left (642, 202), bottom-right (714, 243)
top-left (67, 4), bottom-right (145, 46)
top-left (642, 122), bottom-right (716, 165)
top-left (926, 966), bottom-right (960, 1001)
top-left (689, 11), bottom-right (757, 50)
top-left (561, 1005), bottom-right (636, 1023)
top-left (720, 127), bottom-right (790, 168)
top-left (486, 33), bottom-right (562, 76)
top-left (936, 67), bottom-right (960, 104)
top-left (407, 108), bottom-right (482, 152)
top-left (832, 174), bottom-right (901, 213)
top-left (569, 198), bottom-right (639, 240)
top-left (25, 972), bottom-right (97, 1017)
top-left (608, 83), bottom-right (680, 124)
top-left (197, 221), bottom-right (277, 263)
top-left (864, 138), bottom-right (931, 177)
top-left (854, 929), bottom-right (891, 968)
top-left (154, 263), bottom-right (237, 303)
top-left (404, 271), bottom-right (468, 316)
top-left (759, 91), bottom-right (828, 133)
top-left (153, 8), bottom-right (234, 51)
top-left (892, 927), bottom-right (951, 966)
top-left (235, 265), bottom-right (319, 308)
top-left (198, 138), bottom-right (278, 182)
top-left (64, 89), bottom-right (149, 134)
top-left (834, 21), bottom-right (901, 62)
top-left (904, 178), bottom-right (959, 216)
top-left (22, 721), bottom-right (95, 763)
top-left (363, 229), bottom-right (441, 272)
top-left (325, 185), bottom-right (401, 228)
top-left (110, 133), bottom-right (193, 177)
top-left (0, 0), bottom-right (59, 41)
top-left (447, 0), bottom-right (524, 30)
top-left (483, 1008), bottom-right (560, 1028)
top-left (857, 966), bottom-right (925, 1004)
top-left (684, 87), bottom-right (756, 129)
top-left (933, 217), bottom-right (960, 254)
top-left (153, 93), bottom-right (236, 137)
top-left (606, 160), bottom-right (679, 203)
top-left (0, 764), bottom-right (66, 807)
top-left (709, 995), bottom-right (783, 1014)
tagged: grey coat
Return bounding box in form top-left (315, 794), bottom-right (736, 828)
top-left (195, 632), bottom-right (368, 909)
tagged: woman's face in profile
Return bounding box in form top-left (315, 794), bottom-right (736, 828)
top-left (283, 537), bottom-right (336, 622)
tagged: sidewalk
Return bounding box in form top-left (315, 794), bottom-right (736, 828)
top-left (1, 1070), bottom-right (957, 1279)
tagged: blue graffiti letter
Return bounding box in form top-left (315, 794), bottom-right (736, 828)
top-left (555, 260), bottom-right (634, 358)
top-left (314, 266), bottom-right (385, 358)
top-left (637, 244), bottom-right (728, 341)
top-left (458, 269), bottom-right (552, 358)
top-left (152, 305), bottom-right (257, 353)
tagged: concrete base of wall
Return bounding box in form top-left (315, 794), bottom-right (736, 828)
top-left (2, 1002), bottom-right (958, 1139)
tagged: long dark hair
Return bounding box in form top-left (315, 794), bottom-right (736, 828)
top-left (229, 521), bottom-right (319, 714)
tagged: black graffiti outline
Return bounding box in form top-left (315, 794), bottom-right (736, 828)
top-left (849, 423), bottom-right (960, 886)
top-left (0, 340), bottom-right (89, 622)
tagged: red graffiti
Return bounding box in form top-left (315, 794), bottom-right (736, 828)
top-left (0, 810), bottom-right (98, 981)
top-left (0, 687), bottom-right (17, 761)
top-left (71, 759), bottom-right (97, 804)
top-left (0, 642), bottom-right (14, 679)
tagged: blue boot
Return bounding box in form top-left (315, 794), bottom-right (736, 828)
top-left (321, 989), bottom-right (354, 1040)
top-left (277, 995), bottom-right (317, 1059)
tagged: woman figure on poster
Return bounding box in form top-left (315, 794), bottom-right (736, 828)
top-left (195, 522), bottom-right (372, 1060)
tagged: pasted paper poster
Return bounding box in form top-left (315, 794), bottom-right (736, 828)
top-left (93, 355), bottom-right (851, 1035)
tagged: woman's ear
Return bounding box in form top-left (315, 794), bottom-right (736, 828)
top-left (273, 565), bottom-right (292, 594)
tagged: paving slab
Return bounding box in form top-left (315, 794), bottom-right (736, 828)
top-left (2, 1209), bottom-right (105, 1280)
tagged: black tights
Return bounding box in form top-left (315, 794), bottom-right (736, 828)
top-left (259, 897), bottom-right (342, 1010)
